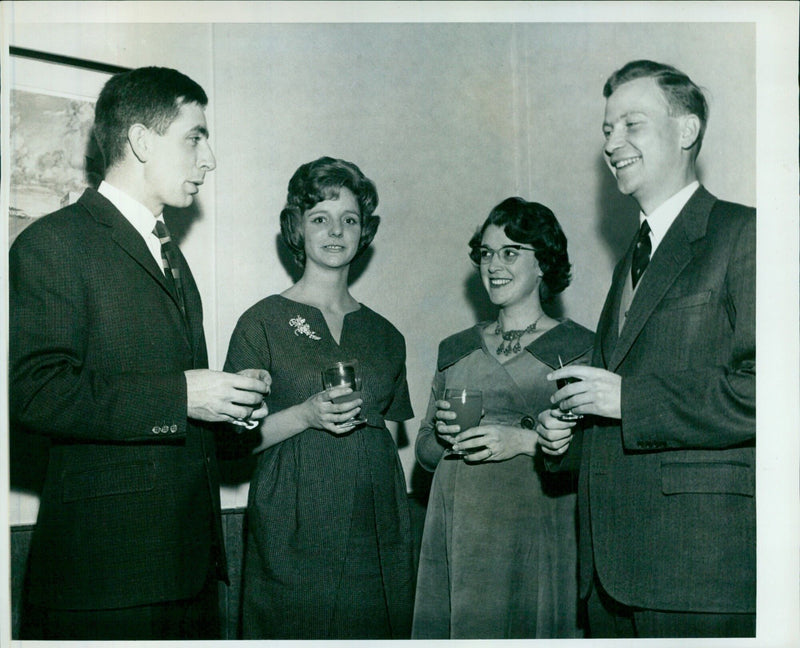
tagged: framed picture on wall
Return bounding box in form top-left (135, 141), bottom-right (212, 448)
top-left (8, 47), bottom-right (129, 246)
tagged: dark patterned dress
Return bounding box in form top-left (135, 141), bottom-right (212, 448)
top-left (412, 319), bottom-right (594, 639)
top-left (224, 295), bottom-right (415, 639)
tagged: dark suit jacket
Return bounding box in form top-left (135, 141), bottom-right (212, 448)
top-left (9, 188), bottom-right (227, 610)
top-left (563, 187), bottom-right (755, 613)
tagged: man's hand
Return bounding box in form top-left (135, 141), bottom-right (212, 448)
top-left (548, 366), bottom-right (622, 420)
top-left (185, 369), bottom-right (270, 423)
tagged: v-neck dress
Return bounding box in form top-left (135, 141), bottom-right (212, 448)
top-left (411, 319), bottom-right (594, 639)
top-left (223, 294), bottom-right (415, 639)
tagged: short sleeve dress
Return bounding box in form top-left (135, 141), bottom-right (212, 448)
top-left (411, 319), bottom-right (594, 639)
top-left (224, 294), bottom-right (415, 639)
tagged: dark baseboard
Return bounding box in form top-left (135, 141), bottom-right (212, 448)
top-left (9, 496), bottom-right (428, 640)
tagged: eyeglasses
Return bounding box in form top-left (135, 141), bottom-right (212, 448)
top-left (477, 245), bottom-right (536, 266)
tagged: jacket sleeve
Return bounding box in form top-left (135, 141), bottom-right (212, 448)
top-left (621, 212), bottom-right (756, 450)
top-left (414, 369), bottom-right (447, 472)
top-left (9, 222), bottom-right (189, 442)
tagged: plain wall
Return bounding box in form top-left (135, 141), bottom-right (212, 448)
top-left (7, 20), bottom-right (755, 519)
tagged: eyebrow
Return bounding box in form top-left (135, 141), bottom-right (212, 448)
top-left (603, 111), bottom-right (646, 131)
top-left (187, 126), bottom-right (209, 138)
top-left (307, 208), bottom-right (361, 217)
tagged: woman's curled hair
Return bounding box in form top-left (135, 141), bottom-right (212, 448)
top-left (468, 196), bottom-right (571, 302)
top-left (280, 156), bottom-right (380, 266)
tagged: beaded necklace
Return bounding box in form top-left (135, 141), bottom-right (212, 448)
top-left (494, 313), bottom-right (545, 355)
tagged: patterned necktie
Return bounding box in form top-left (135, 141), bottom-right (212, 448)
top-left (153, 220), bottom-right (185, 315)
top-left (631, 219), bottom-right (652, 289)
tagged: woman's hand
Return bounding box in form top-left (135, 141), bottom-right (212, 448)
top-left (451, 424), bottom-right (537, 462)
top-left (301, 386), bottom-right (363, 436)
top-left (433, 399), bottom-right (461, 445)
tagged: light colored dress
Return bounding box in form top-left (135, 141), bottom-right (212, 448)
top-left (412, 319), bottom-right (593, 639)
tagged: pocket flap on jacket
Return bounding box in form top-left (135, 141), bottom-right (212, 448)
top-left (659, 290), bottom-right (713, 311)
top-left (661, 461), bottom-right (754, 496)
top-left (62, 461), bottom-right (156, 502)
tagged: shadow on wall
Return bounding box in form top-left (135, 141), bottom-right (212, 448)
top-left (164, 201), bottom-right (202, 246)
top-left (595, 153), bottom-right (639, 263)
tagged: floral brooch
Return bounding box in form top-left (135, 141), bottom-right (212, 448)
top-left (289, 316), bottom-right (321, 340)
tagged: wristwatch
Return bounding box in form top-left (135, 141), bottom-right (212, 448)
top-left (520, 415), bottom-right (536, 430)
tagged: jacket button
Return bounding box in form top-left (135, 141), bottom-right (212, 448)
top-left (152, 426), bottom-right (160, 434)
top-left (170, 424), bottom-right (178, 433)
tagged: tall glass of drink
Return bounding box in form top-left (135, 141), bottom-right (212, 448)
top-left (442, 388), bottom-right (482, 456)
top-left (322, 359), bottom-right (366, 426)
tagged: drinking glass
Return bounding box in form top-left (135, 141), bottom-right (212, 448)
top-left (442, 388), bottom-right (483, 456)
top-left (555, 355), bottom-right (583, 421)
top-left (322, 359), bottom-right (366, 426)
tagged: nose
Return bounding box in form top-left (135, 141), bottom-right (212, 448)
top-left (199, 141), bottom-right (216, 172)
top-left (487, 251), bottom-right (504, 271)
top-left (604, 127), bottom-right (623, 157)
top-left (329, 217), bottom-right (343, 237)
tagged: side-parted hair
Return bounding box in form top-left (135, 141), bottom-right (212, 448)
top-left (280, 157), bottom-right (380, 267)
top-left (469, 197), bottom-right (571, 303)
top-left (93, 66), bottom-right (208, 170)
top-left (604, 59), bottom-right (709, 156)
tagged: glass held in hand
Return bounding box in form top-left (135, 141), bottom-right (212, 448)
top-left (321, 359), bottom-right (366, 426)
top-left (442, 388), bottom-right (483, 457)
top-left (555, 355), bottom-right (583, 421)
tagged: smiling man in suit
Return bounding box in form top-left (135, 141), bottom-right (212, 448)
top-left (10, 66), bottom-right (271, 640)
top-left (537, 60), bottom-right (755, 637)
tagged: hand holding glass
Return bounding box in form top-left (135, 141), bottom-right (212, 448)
top-left (555, 355), bottom-right (583, 421)
top-left (322, 360), bottom-right (366, 426)
top-left (441, 388), bottom-right (483, 456)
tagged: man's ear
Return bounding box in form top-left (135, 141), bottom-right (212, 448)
top-left (127, 124), bottom-right (151, 163)
top-left (679, 114), bottom-right (701, 150)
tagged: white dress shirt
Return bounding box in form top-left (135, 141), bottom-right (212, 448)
top-left (619, 181), bottom-right (700, 331)
top-left (98, 181), bottom-right (166, 275)
top-left (639, 180), bottom-right (700, 257)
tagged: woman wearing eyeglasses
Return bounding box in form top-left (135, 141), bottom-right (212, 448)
top-left (411, 197), bottom-right (593, 639)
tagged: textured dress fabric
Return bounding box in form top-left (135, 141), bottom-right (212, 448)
top-left (223, 295), bottom-right (415, 639)
top-left (412, 319), bottom-right (594, 639)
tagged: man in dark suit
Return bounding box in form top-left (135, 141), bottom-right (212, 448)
top-left (537, 60), bottom-right (755, 637)
top-left (10, 66), bottom-right (271, 640)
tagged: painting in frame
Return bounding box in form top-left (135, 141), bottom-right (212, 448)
top-left (8, 48), bottom-right (128, 246)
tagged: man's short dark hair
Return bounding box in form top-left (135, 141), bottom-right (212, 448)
top-left (604, 59), bottom-right (709, 156)
top-left (93, 66), bottom-right (208, 170)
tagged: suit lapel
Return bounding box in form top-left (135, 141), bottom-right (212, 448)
top-left (608, 187), bottom-right (715, 371)
top-left (80, 189), bottom-right (192, 337)
top-left (597, 247), bottom-right (630, 368)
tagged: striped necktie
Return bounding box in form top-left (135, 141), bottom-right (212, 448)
top-left (153, 220), bottom-right (185, 315)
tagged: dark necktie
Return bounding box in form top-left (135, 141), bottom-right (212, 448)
top-left (631, 219), bottom-right (652, 289)
top-left (153, 220), bottom-right (185, 315)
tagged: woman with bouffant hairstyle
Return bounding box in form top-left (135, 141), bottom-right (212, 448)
top-left (279, 157), bottom-right (380, 267)
top-left (224, 157), bottom-right (415, 639)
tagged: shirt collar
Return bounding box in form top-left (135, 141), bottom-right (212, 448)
top-left (98, 180), bottom-right (164, 237)
top-left (639, 180), bottom-right (700, 253)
